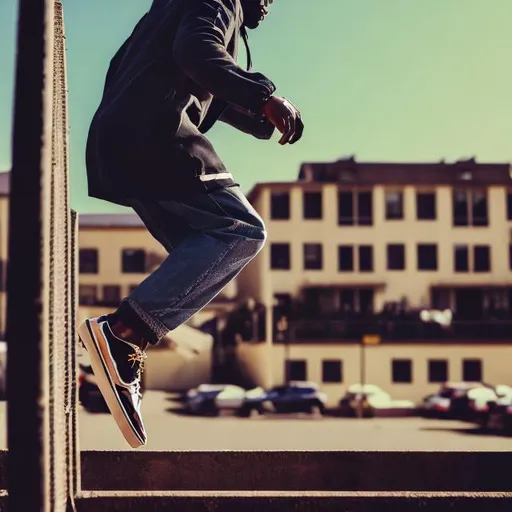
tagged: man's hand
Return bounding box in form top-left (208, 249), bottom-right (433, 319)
top-left (262, 96), bottom-right (304, 145)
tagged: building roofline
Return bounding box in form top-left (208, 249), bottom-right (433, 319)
top-left (247, 158), bottom-right (511, 202)
top-left (78, 214), bottom-right (144, 228)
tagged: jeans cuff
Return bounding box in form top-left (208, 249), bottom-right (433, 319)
top-left (115, 299), bottom-right (167, 345)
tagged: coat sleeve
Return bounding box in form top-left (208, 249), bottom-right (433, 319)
top-left (219, 104), bottom-right (275, 139)
top-left (173, 0), bottom-right (276, 117)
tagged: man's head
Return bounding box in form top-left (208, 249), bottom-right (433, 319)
top-left (241, 0), bottom-right (273, 30)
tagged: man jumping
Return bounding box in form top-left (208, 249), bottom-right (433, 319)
top-left (79, 0), bottom-right (304, 448)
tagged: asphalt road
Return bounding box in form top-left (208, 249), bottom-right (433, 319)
top-left (0, 391), bottom-right (510, 451)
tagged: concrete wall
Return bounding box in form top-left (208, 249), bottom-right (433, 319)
top-left (271, 342), bottom-right (512, 405)
top-left (144, 346), bottom-right (211, 391)
top-left (236, 342), bottom-right (273, 389)
top-left (236, 190), bottom-right (270, 304)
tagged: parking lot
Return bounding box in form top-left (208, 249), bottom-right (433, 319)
top-left (0, 391), bottom-right (510, 451)
top-left (73, 391), bottom-right (512, 451)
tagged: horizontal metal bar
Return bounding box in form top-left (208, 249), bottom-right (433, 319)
top-left (79, 451), bottom-right (512, 492)
top-left (75, 491), bottom-right (512, 512)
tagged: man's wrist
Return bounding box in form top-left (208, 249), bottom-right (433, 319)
top-left (259, 95), bottom-right (275, 118)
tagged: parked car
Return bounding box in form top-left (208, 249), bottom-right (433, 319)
top-left (419, 393), bottom-right (451, 417)
top-left (339, 384), bottom-right (416, 417)
top-left (420, 382), bottom-right (489, 419)
top-left (186, 384), bottom-right (247, 415)
top-left (466, 386), bottom-right (502, 424)
top-left (487, 395), bottom-right (512, 435)
top-left (339, 384), bottom-right (387, 417)
top-left (240, 381), bottom-right (328, 417)
top-left (472, 385), bottom-right (512, 429)
top-left (446, 382), bottom-right (495, 420)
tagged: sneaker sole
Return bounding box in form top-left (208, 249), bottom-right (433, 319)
top-left (78, 319), bottom-right (146, 449)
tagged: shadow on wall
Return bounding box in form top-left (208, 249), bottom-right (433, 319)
top-left (144, 326), bottom-right (214, 391)
top-left (236, 342), bottom-right (272, 390)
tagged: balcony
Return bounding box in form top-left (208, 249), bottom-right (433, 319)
top-left (281, 317), bottom-right (512, 342)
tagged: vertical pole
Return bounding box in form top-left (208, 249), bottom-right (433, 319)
top-left (284, 332), bottom-right (290, 384)
top-left (68, 210), bottom-right (80, 505)
top-left (361, 339), bottom-right (366, 389)
top-left (7, 0), bottom-right (54, 510)
top-left (357, 337), bottom-right (365, 418)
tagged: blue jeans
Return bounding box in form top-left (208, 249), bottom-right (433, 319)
top-left (115, 185), bottom-right (266, 344)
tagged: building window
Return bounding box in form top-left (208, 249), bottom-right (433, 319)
top-left (271, 192), bottom-right (290, 220)
top-left (417, 244), bottom-right (437, 271)
top-left (385, 190), bottom-right (404, 220)
top-left (338, 245), bottom-right (354, 272)
top-left (358, 245), bottom-right (373, 272)
top-left (358, 289), bottom-right (374, 313)
top-left (472, 189), bottom-right (488, 226)
top-left (463, 359), bottom-right (482, 382)
top-left (122, 249), bottom-right (146, 273)
top-left (392, 359), bottom-right (412, 383)
top-left (103, 285), bottom-right (121, 306)
top-left (303, 243), bottom-right (323, 270)
top-left (416, 192), bottom-right (436, 220)
top-left (338, 191), bottom-right (353, 225)
top-left (79, 285), bottom-right (98, 306)
top-left (452, 189), bottom-right (488, 227)
top-left (387, 244), bottom-right (405, 270)
top-left (428, 360), bottom-right (448, 383)
top-left (452, 189), bottom-right (468, 226)
top-left (357, 191), bottom-right (373, 226)
top-left (473, 245), bottom-right (491, 272)
top-left (338, 288), bottom-right (374, 314)
top-left (303, 191), bottom-right (322, 219)
top-left (454, 245), bottom-right (469, 273)
top-left (338, 190), bottom-right (373, 226)
top-left (509, 245), bottom-right (512, 271)
top-left (79, 248), bottom-right (98, 274)
top-left (271, 243), bottom-right (291, 270)
top-left (340, 289), bottom-right (355, 313)
top-left (507, 191), bottom-right (512, 221)
top-left (322, 360), bottom-right (343, 383)
top-left (287, 360), bottom-right (307, 381)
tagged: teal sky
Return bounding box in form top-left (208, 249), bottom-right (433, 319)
top-left (0, 0), bottom-right (511, 213)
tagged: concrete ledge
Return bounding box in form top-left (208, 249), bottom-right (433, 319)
top-left (80, 451), bottom-right (512, 492)
top-left (75, 491), bottom-right (512, 512)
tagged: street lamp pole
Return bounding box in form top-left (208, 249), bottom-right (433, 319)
top-left (357, 336), bottom-right (366, 418)
top-left (357, 334), bottom-right (381, 418)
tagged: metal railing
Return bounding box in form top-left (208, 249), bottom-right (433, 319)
top-left (283, 318), bottom-right (512, 342)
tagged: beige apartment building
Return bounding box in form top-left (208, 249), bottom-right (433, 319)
top-left (236, 157), bottom-right (512, 403)
top-left (1, 159), bottom-right (512, 402)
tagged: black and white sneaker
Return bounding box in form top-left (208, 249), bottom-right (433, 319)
top-left (77, 316), bottom-right (147, 448)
